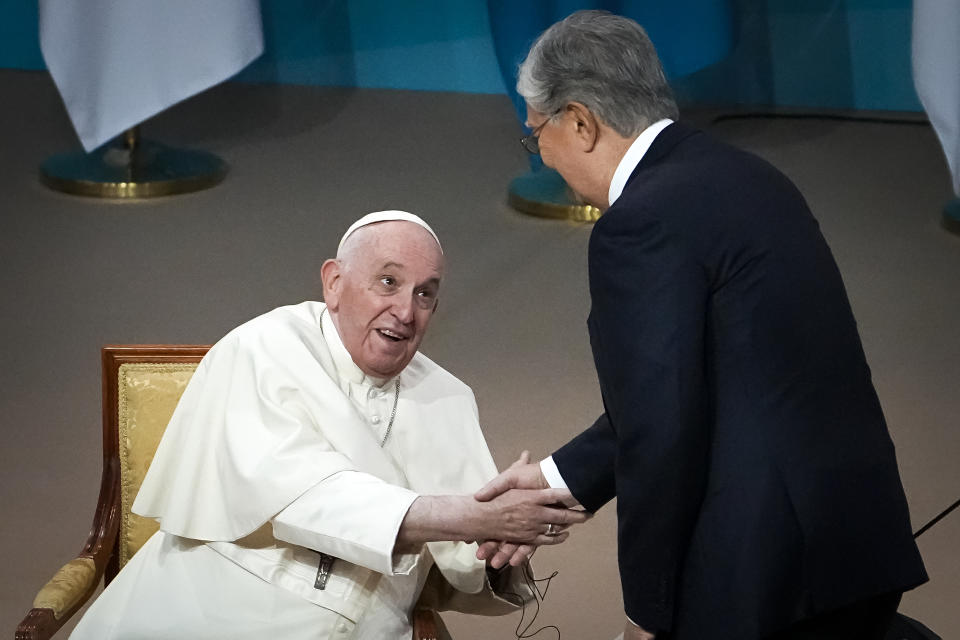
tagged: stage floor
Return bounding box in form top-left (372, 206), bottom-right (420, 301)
top-left (1, 69), bottom-right (957, 638)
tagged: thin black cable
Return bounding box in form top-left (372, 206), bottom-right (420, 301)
top-left (913, 496), bottom-right (960, 539)
top-left (501, 564), bottom-right (561, 639)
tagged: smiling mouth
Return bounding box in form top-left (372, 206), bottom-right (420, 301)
top-left (377, 328), bottom-right (407, 342)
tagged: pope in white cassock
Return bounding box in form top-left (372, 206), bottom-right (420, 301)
top-left (70, 211), bottom-right (586, 640)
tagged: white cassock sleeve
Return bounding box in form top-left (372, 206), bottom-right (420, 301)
top-left (272, 470), bottom-right (420, 576)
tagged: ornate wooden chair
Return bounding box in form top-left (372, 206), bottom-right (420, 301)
top-left (15, 345), bottom-right (441, 640)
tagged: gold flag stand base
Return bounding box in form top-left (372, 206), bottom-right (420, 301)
top-left (39, 127), bottom-right (227, 199)
top-left (507, 167), bottom-right (602, 223)
top-left (943, 198), bottom-right (960, 235)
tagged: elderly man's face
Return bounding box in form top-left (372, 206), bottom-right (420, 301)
top-left (322, 221), bottom-right (443, 379)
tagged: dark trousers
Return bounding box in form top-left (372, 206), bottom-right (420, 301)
top-left (767, 593), bottom-right (902, 640)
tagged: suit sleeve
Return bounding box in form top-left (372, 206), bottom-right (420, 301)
top-left (552, 412), bottom-right (618, 512)
top-left (586, 210), bottom-right (710, 633)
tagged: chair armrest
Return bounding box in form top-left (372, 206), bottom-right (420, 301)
top-left (33, 557), bottom-right (98, 616)
top-left (413, 607), bottom-right (440, 640)
top-left (16, 457), bottom-right (121, 639)
top-left (15, 558), bottom-right (97, 640)
top-left (15, 557), bottom-right (99, 640)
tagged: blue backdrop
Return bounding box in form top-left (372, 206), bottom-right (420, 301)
top-left (0, 0), bottom-right (922, 112)
top-left (487, 0), bottom-right (735, 125)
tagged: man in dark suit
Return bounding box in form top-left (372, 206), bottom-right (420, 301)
top-left (476, 10), bottom-right (928, 640)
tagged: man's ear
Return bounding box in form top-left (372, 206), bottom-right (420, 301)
top-left (566, 102), bottom-right (599, 152)
top-left (320, 258), bottom-right (342, 311)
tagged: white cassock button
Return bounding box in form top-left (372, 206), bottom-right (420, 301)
top-left (367, 387), bottom-right (377, 399)
top-left (371, 415), bottom-right (381, 424)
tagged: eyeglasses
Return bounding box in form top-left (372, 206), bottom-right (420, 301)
top-left (520, 112), bottom-right (559, 155)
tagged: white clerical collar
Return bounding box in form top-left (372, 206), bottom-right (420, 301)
top-left (320, 305), bottom-right (391, 389)
top-left (607, 118), bottom-right (673, 207)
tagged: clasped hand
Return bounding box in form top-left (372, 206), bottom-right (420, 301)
top-left (473, 451), bottom-right (590, 569)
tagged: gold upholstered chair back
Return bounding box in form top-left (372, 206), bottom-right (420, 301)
top-left (99, 346), bottom-right (214, 583)
top-left (111, 350), bottom-right (207, 570)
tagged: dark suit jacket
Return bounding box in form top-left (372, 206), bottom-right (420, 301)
top-left (552, 122), bottom-right (927, 639)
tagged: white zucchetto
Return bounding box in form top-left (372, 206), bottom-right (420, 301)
top-left (337, 210), bottom-right (442, 254)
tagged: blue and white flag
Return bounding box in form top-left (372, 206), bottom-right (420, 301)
top-left (39, 0), bottom-right (264, 152)
top-left (913, 1), bottom-right (960, 196)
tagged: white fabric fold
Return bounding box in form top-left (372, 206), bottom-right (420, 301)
top-left (38, 0), bottom-right (263, 152)
top-left (132, 306), bottom-right (396, 540)
top-left (134, 300), bottom-right (499, 596)
top-left (272, 470), bottom-right (420, 577)
top-left (913, 2), bottom-right (960, 196)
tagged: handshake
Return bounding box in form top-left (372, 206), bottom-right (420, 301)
top-left (471, 451), bottom-right (591, 569)
top-left (397, 451), bottom-right (590, 565)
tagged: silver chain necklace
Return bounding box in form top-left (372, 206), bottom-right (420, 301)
top-left (379, 377), bottom-right (401, 447)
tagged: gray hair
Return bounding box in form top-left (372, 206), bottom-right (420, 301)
top-left (517, 10), bottom-right (678, 137)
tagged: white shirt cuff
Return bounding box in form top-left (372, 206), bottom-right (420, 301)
top-left (539, 456), bottom-right (568, 489)
top-left (540, 456), bottom-right (580, 508)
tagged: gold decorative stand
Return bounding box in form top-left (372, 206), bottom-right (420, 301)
top-left (507, 167), bottom-right (601, 223)
top-left (943, 198), bottom-right (960, 235)
top-left (39, 127), bottom-right (227, 198)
